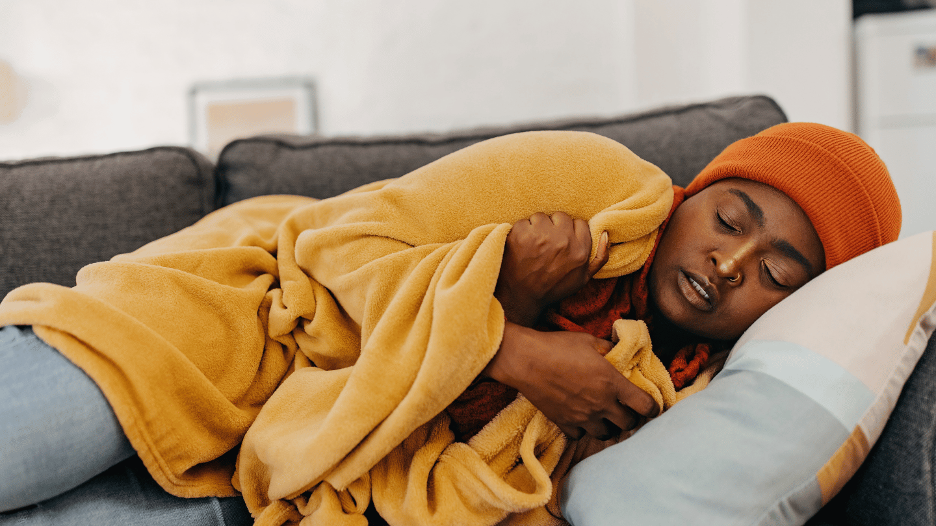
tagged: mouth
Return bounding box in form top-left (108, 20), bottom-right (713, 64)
top-left (677, 270), bottom-right (716, 312)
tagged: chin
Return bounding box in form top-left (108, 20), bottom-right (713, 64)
top-left (654, 302), bottom-right (734, 342)
top-left (649, 286), bottom-right (700, 335)
top-left (650, 281), bottom-right (742, 342)
top-left (685, 323), bottom-right (740, 343)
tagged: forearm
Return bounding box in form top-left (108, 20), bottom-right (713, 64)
top-left (493, 287), bottom-right (545, 328)
top-left (483, 321), bottom-right (657, 439)
top-left (482, 321), bottom-right (532, 388)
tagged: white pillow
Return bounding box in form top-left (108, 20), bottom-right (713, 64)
top-left (561, 231), bottom-right (936, 525)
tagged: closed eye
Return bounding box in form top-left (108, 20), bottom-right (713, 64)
top-left (762, 261), bottom-right (789, 289)
top-left (716, 210), bottom-right (740, 233)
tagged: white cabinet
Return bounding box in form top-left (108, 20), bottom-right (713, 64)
top-left (855, 10), bottom-right (936, 238)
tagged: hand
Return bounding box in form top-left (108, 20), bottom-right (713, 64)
top-left (495, 212), bottom-right (610, 326)
top-left (484, 322), bottom-right (659, 440)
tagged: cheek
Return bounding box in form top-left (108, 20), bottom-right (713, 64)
top-left (756, 288), bottom-right (793, 312)
top-left (728, 290), bottom-right (790, 330)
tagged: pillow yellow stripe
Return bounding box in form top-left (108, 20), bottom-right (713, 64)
top-left (904, 231), bottom-right (936, 345)
top-left (816, 425), bottom-right (871, 505)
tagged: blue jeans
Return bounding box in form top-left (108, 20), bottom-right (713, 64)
top-left (0, 325), bottom-right (250, 525)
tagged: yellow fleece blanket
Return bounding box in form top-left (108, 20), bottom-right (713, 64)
top-left (0, 131), bottom-right (674, 521)
top-left (244, 318), bottom-right (723, 526)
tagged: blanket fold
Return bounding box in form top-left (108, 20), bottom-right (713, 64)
top-left (249, 319), bottom-right (724, 526)
top-left (0, 130), bottom-right (674, 520)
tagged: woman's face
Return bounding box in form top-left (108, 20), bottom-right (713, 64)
top-left (648, 178), bottom-right (825, 341)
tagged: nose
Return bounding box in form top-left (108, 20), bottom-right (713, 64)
top-left (712, 239), bottom-right (757, 285)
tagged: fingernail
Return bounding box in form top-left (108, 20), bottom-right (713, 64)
top-left (601, 231), bottom-right (609, 245)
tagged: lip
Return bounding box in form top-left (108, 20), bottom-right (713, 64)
top-left (677, 270), bottom-right (717, 312)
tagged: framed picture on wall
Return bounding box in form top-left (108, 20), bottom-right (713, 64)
top-left (189, 77), bottom-right (316, 159)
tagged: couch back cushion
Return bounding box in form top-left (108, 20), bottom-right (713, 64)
top-left (216, 95), bottom-right (787, 206)
top-left (0, 147), bottom-right (216, 300)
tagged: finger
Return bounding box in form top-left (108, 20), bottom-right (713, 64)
top-left (550, 211), bottom-right (573, 226)
top-left (511, 216), bottom-right (532, 231)
top-left (598, 418), bottom-right (622, 441)
top-left (528, 212), bottom-right (550, 226)
top-left (571, 217), bottom-right (593, 260)
top-left (594, 337), bottom-right (613, 357)
top-left (582, 420), bottom-right (613, 440)
top-left (587, 231), bottom-right (610, 277)
top-left (552, 213), bottom-right (579, 247)
top-left (559, 424), bottom-right (585, 440)
top-left (602, 403), bottom-right (638, 433)
top-left (507, 215), bottom-right (534, 241)
top-left (615, 375), bottom-right (661, 418)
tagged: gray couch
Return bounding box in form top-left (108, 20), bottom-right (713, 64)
top-left (1, 95), bottom-right (932, 525)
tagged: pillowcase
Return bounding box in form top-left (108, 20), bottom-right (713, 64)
top-left (560, 230), bottom-right (936, 525)
top-left (838, 330), bottom-right (936, 525)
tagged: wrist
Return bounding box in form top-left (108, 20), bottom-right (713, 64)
top-left (494, 284), bottom-right (544, 327)
top-left (483, 321), bottom-right (536, 388)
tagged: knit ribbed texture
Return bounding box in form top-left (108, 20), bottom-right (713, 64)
top-left (684, 122), bottom-right (901, 270)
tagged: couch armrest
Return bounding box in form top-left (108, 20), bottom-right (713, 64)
top-left (0, 147), bottom-right (216, 300)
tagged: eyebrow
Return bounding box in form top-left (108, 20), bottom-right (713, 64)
top-left (772, 239), bottom-right (815, 275)
top-left (729, 188), bottom-right (815, 275)
top-left (729, 189), bottom-right (764, 228)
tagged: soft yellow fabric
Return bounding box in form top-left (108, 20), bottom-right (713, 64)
top-left (0, 131), bottom-right (674, 517)
top-left (366, 319), bottom-right (725, 526)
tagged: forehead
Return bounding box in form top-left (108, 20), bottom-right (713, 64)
top-left (702, 178), bottom-right (805, 220)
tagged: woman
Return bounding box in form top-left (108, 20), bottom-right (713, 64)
top-left (0, 123), bottom-right (901, 525)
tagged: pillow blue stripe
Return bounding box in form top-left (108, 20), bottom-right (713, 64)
top-left (724, 340), bottom-right (875, 431)
top-left (562, 369), bottom-right (848, 526)
top-left (758, 477), bottom-right (825, 526)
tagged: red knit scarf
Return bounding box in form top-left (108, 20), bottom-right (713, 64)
top-left (445, 186), bottom-right (715, 441)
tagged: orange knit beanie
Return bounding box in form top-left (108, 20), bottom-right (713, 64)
top-left (684, 122), bottom-right (902, 270)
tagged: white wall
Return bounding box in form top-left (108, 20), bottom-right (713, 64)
top-left (0, 0), bottom-right (851, 161)
top-left (634, 0), bottom-right (748, 110)
top-left (633, 0), bottom-right (853, 130)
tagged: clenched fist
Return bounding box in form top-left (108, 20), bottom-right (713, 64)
top-left (495, 212), bottom-right (609, 326)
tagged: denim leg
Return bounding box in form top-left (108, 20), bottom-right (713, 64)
top-left (0, 325), bottom-right (252, 525)
top-left (0, 325), bottom-right (135, 512)
top-left (0, 456), bottom-right (252, 526)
